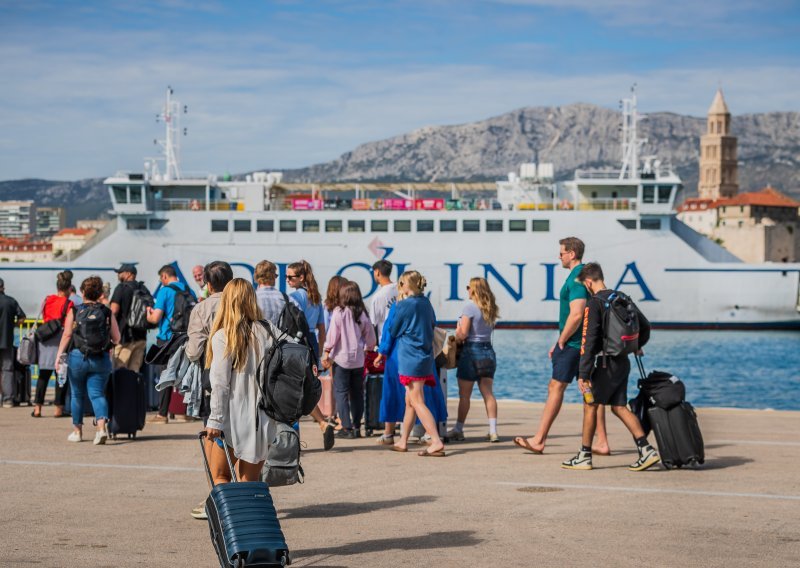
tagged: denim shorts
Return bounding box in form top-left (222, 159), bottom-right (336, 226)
top-left (551, 344), bottom-right (580, 384)
top-left (457, 342), bottom-right (497, 381)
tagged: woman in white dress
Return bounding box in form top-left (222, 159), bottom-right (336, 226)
top-left (204, 278), bottom-right (274, 484)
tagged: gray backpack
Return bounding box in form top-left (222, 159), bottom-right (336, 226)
top-left (261, 422), bottom-right (304, 487)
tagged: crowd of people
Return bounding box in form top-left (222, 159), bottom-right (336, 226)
top-left (0, 235), bottom-right (661, 490)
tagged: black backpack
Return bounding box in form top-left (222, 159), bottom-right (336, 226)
top-left (257, 321), bottom-right (321, 425)
top-left (167, 283), bottom-right (197, 333)
top-left (126, 282), bottom-right (155, 332)
top-left (276, 293), bottom-right (312, 347)
top-left (72, 303), bottom-right (112, 356)
top-left (600, 291), bottom-right (641, 357)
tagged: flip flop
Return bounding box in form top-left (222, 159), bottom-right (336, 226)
top-left (513, 437), bottom-right (543, 455)
top-left (418, 450), bottom-right (446, 457)
top-left (390, 446), bottom-right (408, 453)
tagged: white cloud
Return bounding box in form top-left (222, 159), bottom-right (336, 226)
top-left (0, 21), bottom-right (798, 180)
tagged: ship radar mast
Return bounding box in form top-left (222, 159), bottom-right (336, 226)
top-left (619, 85), bottom-right (646, 180)
top-left (146, 86), bottom-right (188, 181)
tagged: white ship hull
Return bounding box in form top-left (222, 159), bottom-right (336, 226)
top-left (3, 209), bottom-right (799, 329)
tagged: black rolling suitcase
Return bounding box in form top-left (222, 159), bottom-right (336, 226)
top-left (364, 374), bottom-right (384, 437)
top-left (107, 368), bottom-right (147, 439)
top-left (648, 402), bottom-right (705, 469)
top-left (634, 356), bottom-right (704, 469)
top-left (13, 357), bottom-right (32, 407)
top-left (199, 432), bottom-right (291, 568)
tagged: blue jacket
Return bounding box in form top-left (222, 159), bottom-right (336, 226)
top-left (388, 295), bottom-right (436, 377)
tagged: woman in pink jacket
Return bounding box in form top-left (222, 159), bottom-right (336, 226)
top-left (322, 281), bottom-right (376, 439)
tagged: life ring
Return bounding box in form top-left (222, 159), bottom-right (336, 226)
top-left (559, 199), bottom-right (570, 210)
top-left (189, 199), bottom-right (201, 211)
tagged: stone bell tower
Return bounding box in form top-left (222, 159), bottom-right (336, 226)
top-left (698, 89), bottom-right (738, 200)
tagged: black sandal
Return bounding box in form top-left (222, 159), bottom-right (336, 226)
top-left (31, 411), bottom-right (41, 418)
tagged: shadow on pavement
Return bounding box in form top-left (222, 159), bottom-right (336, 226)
top-left (292, 530), bottom-right (481, 559)
top-left (281, 495), bottom-right (437, 520)
top-left (698, 455), bottom-right (754, 470)
top-left (111, 433), bottom-right (199, 444)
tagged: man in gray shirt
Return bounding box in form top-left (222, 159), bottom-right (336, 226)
top-left (254, 260), bottom-right (299, 325)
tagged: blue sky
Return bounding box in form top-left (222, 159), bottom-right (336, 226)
top-left (0, 0), bottom-right (798, 180)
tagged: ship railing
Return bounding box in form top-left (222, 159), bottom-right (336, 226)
top-left (153, 199), bottom-right (242, 212)
top-left (574, 169), bottom-right (624, 180)
top-left (577, 198), bottom-right (637, 211)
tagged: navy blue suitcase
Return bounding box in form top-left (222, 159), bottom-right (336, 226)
top-left (199, 432), bottom-right (291, 568)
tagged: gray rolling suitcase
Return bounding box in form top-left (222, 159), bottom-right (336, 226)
top-left (199, 432), bottom-right (291, 568)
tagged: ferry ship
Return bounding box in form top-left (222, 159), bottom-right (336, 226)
top-left (2, 88), bottom-right (799, 328)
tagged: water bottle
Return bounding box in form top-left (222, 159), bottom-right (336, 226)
top-left (57, 354), bottom-right (68, 387)
top-left (581, 380), bottom-right (595, 405)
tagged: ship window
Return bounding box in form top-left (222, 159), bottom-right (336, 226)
top-left (149, 219), bottom-right (168, 230)
top-left (486, 220), bottom-right (503, 232)
top-left (643, 186), bottom-right (655, 203)
top-left (509, 220), bottom-right (526, 232)
top-left (394, 220), bottom-right (411, 232)
top-left (113, 186), bottom-right (128, 204)
top-left (618, 220), bottom-right (637, 230)
top-left (532, 220), bottom-right (550, 232)
top-left (129, 186), bottom-right (143, 204)
top-left (256, 220), bottom-right (274, 232)
top-left (302, 220), bottom-right (320, 232)
top-left (591, 191), bottom-right (597, 199)
top-left (348, 220), bottom-right (365, 232)
top-left (126, 218), bottom-right (147, 230)
top-left (641, 218), bottom-right (661, 230)
top-left (325, 220), bottom-right (342, 232)
top-left (417, 220), bottom-right (434, 232)
top-left (440, 220), bottom-right (457, 232)
top-left (234, 220), bottom-right (251, 232)
top-left (463, 220), bottom-right (480, 232)
top-left (658, 186), bottom-right (672, 203)
top-left (371, 220), bottom-right (388, 232)
top-left (211, 220), bottom-right (228, 232)
top-left (279, 220), bottom-right (297, 232)
top-left (612, 191), bottom-right (618, 198)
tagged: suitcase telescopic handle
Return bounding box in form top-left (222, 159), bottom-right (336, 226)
top-left (634, 354), bottom-right (647, 382)
top-left (198, 431), bottom-right (238, 486)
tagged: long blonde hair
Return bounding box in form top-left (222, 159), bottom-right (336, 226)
top-left (398, 270), bottom-right (426, 300)
top-left (469, 277), bottom-right (499, 326)
top-left (205, 279), bottom-right (262, 371)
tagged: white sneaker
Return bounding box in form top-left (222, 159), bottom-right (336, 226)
top-left (67, 431), bottom-right (82, 443)
top-left (93, 430), bottom-right (108, 445)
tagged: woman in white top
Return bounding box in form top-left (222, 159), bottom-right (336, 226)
top-left (204, 278), bottom-right (273, 484)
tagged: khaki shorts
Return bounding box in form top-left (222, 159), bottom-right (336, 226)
top-left (113, 340), bottom-right (147, 373)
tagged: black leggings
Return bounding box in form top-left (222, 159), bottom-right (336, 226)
top-left (34, 369), bottom-right (68, 407)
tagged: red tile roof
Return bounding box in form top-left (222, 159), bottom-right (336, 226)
top-left (716, 187), bottom-right (800, 209)
top-left (54, 228), bottom-right (95, 237)
top-left (677, 198), bottom-right (716, 212)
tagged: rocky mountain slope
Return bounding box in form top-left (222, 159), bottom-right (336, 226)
top-left (1, 103), bottom-right (797, 222)
top-left (280, 104), bottom-right (800, 198)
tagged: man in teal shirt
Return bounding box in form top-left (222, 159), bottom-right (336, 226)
top-left (515, 237), bottom-right (610, 455)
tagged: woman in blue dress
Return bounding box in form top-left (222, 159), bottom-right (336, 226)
top-left (379, 271), bottom-right (445, 457)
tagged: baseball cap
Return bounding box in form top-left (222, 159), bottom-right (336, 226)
top-left (114, 263), bottom-right (138, 275)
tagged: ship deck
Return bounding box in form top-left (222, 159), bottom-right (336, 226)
top-left (1, 401), bottom-right (799, 567)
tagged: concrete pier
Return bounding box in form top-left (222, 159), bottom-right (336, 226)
top-left (1, 401), bottom-right (799, 567)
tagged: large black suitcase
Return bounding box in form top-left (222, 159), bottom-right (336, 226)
top-left (199, 432), bottom-right (291, 568)
top-left (107, 368), bottom-right (147, 439)
top-left (648, 402), bottom-right (705, 469)
top-left (13, 356), bottom-right (32, 407)
top-left (364, 373), bottom-right (384, 436)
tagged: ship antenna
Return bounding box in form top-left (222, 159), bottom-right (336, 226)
top-left (619, 84), bottom-right (644, 180)
top-left (154, 86), bottom-right (185, 180)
